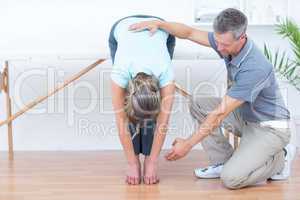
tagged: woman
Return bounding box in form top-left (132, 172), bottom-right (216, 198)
top-left (109, 15), bottom-right (176, 185)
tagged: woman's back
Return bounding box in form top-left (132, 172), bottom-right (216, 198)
top-left (113, 17), bottom-right (172, 86)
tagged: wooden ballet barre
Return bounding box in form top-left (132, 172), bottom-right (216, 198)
top-left (0, 58), bottom-right (106, 127)
top-left (174, 82), bottom-right (239, 150)
top-left (0, 71), bottom-right (4, 92)
top-left (1, 61), bottom-right (14, 159)
top-left (174, 82), bottom-right (191, 98)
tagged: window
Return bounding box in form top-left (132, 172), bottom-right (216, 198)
top-left (194, 0), bottom-right (289, 25)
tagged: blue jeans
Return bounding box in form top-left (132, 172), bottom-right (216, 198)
top-left (109, 15), bottom-right (175, 155)
top-left (128, 120), bottom-right (157, 155)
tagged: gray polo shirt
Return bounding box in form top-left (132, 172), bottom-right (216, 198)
top-left (208, 32), bottom-right (290, 122)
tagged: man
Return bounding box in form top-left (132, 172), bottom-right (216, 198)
top-left (129, 8), bottom-right (296, 189)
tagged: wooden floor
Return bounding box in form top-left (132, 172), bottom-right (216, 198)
top-left (0, 150), bottom-right (299, 200)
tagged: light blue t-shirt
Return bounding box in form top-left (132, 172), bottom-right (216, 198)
top-left (110, 17), bottom-right (174, 88)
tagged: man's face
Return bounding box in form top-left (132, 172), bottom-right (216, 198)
top-left (214, 31), bottom-right (245, 57)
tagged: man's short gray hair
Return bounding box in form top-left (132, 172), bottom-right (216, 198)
top-left (213, 8), bottom-right (248, 40)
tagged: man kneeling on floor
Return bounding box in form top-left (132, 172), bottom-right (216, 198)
top-left (130, 8), bottom-right (297, 189)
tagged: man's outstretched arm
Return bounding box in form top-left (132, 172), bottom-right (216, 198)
top-left (165, 95), bottom-right (244, 161)
top-left (129, 20), bottom-right (211, 47)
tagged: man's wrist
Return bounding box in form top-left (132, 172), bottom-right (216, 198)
top-left (186, 138), bottom-right (195, 150)
top-left (156, 20), bottom-right (164, 29)
top-left (187, 129), bottom-right (208, 148)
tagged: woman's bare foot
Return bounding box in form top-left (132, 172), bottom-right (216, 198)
top-left (143, 156), bottom-right (159, 184)
top-left (126, 156), bottom-right (141, 185)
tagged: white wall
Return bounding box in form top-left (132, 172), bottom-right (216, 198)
top-left (0, 0), bottom-right (194, 58)
top-left (0, 0), bottom-right (299, 150)
top-left (1, 0), bottom-right (298, 59)
top-left (0, 58), bottom-right (227, 150)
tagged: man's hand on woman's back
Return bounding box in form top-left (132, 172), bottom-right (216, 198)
top-left (129, 20), bottom-right (162, 36)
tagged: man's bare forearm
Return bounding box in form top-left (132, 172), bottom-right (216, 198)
top-left (187, 110), bottom-right (224, 148)
top-left (156, 21), bottom-right (210, 46)
top-left (157, 21), bottom-right (194, 39)
top-left (187, 95), bottom-right (244, 148)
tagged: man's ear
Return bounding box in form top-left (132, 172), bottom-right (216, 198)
top-left (240, 33), bottom-right (247, 40)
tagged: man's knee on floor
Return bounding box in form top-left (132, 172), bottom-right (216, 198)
top-left (220, 167), bottom-right (248, 189)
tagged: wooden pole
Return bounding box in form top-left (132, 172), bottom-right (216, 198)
top-left (234, 136), bottom-right (239, 150)
top-left (174, 83), bottom-right (191, 98)
top-left (0, 59), bottom-right (105, 127)
top-left (224, 129), bottom-right (230, 140)
top-left (3, 61), bottom-right (14, 159)
top-left (0, 71), bottom-right (4, 92)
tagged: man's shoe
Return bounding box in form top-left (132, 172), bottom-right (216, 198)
top-left (194, 163), bottom-right (224, 179)
top-left (270, 144), bottom-right (296, 180)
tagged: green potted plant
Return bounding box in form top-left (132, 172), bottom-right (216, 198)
top-left (264, 19), bottom-right (300, 147)
top-left (264, 19), bottom-right (300, 91)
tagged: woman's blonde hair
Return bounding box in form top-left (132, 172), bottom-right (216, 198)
top-left (125, 72), bottom-right (161, 125)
